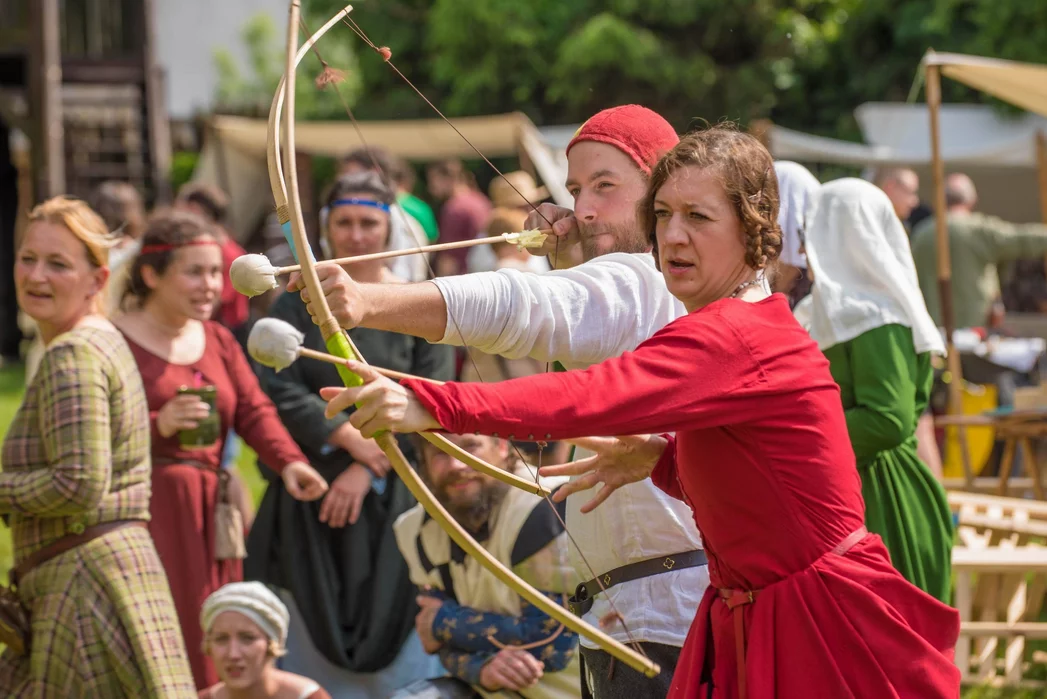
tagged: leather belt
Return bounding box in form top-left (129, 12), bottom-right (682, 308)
top-left (11, 520), bottom-right (148, 588)
top-left (717, 525), bottom-right (868, 699)
top-left (569, 549), bottom-right (708, 616)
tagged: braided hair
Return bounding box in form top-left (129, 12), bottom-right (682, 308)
top-left (638, 123), bottom-right (782, 272)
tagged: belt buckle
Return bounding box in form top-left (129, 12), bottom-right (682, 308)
top-left (663, 556), bottom-right (675, 570)
top-left (569, 582), bottom-right (592, 617)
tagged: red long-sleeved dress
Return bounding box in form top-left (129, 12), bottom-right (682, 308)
top-left (124, 322), bottom-right (306, 690)
top-left (404, 295), bottom-right (960, 698)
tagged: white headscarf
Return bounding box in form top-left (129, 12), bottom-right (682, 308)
top-left (774, 161), bottom-right (820, 269)
top-left (804, 178), bottom-right (945, 355)
top-left (201, 582), bottom-right (290, 649)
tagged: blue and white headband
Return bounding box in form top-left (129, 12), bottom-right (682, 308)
top-left (330, 197), bottom-right (391, 213)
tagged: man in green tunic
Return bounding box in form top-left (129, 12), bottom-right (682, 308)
top-left (804, 178), bottom-right (954, 604)
top-left (911, 172), bottom-right (1047, 330)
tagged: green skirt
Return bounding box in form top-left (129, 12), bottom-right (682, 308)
top-left (860, 439), bottom-right (954, 604)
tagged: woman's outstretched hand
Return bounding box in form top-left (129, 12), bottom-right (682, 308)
top-left (538, 435), bottom-right (668, 513)
top-left (319, 360), bottom-right (440, 438)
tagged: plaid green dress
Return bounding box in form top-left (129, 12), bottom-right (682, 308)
top-left (0, 321), bottom-right (195, 698)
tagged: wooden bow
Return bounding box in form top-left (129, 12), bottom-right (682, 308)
top-left (273, 1), bottom-right (657, 677)
top-left (265, 5), bottom-right (549, 499)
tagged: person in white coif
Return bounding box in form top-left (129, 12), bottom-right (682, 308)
top-left (199, 582), bottom-right (332, 699)
top-left (793, 171), bottom-right (943, 477)
top-left (771, 161), bottom-right (820, 306)
top-left (800, 178), bottom-right (954, 601)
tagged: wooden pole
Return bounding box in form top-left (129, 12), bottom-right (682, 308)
top-left (927, 62), bottom-right (955, 341)
top-left (1035, 131), bottom-right (1047, 288)
top-left (28, 0), bottom-right (64, 200)
top-left (1037, 131), bottom-right (1047, 224)
top-left (142, 0), bottom-right (172, 204)
top-left (927, 56), bottom-right (973, 484)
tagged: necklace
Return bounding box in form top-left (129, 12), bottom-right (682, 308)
top-left (729, 277), bottom-right (764, 299)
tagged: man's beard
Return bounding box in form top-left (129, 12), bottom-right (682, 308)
top-left (424, 472), bottom-right (511, 532)
top-left (578, 220), bottom-right (650, 261)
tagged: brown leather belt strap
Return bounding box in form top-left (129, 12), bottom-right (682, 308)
top-left (569, 549), bottom-right (708, 616)
top-left (716, 526), bottom-right (867, 699)
top-left (11, 520), bottom-right (148, 588)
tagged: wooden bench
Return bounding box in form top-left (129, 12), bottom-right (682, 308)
top-left (953, 543), bottom-right (1047, 683)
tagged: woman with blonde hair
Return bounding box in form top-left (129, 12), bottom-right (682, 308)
top-left (0, 196), bottom-right (195, 696)
top-left (199, 582), bottom-right (330, 699)
top-left (22, 181), bottom-right (144, 381)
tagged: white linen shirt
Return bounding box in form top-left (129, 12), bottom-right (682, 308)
top-left (432, 252), bottom-right (708, 649)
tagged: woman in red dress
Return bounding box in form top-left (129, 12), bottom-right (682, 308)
top-left (317, 126), bottom-right (961, 698)
top-left (113, 209), bottom-right (329, 689)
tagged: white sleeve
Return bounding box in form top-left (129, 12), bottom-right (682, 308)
top-left (431, 253), bottom-right (681, 365)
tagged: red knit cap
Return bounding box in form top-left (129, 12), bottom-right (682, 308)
top-left (566, 105), bottom-right (679, 175)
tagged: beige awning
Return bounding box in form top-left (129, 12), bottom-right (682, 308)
top-left (211, 112), bottom-right (537, 161)
top-left (926, 52), bottom-right (1047, 118)
top-left (193, 111), bottom-right (570, 240)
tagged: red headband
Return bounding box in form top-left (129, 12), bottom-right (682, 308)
top-left (140, 239), bottom-right (220, 255)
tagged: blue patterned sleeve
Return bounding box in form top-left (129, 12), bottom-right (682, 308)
top-left (429, 591), bottom-right (578, 672)
top-left (437, 647), bottom-right (492, 686)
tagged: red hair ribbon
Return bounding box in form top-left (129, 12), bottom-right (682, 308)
top-left (140, 239), bottom-right (220, 255)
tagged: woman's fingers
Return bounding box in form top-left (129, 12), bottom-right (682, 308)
top-left (579, 483), bottom-right (617, 514)
top-left (347, 490), bottom-right (364, 526)
top-left (318, 491), bottom-right (334, 523)
top-left (321, 386), bottom-right (362, 417)
top-left (550, 471), bottom-right (603, 502)
top-left (284, 474), bottom-right (304, 499)
top-left (538, 454), bottom-right (598, 479)
top-left (331, 493), bottom-right (351, 528)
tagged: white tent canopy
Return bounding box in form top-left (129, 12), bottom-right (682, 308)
top-left (767, 103), bottom-right (1047, 222)
top-left (769, 103), bottom-right (1047, 167)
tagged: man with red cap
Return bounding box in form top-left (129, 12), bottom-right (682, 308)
top-left (288, 105), bottom-right (707, 698)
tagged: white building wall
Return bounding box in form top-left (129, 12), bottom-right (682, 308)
top-left (153, 0), bottom-right (289, 119)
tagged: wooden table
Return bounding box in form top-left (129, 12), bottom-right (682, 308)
top-left (937, 410), bottom-right (1047, 499)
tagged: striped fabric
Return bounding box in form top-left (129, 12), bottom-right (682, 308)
top-left (0, 323), bottom-right (194, 696)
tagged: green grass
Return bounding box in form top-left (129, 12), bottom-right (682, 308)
top-left (0, 362), bottom-right (1041, 696)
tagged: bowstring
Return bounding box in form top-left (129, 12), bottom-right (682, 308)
top-left (299, 15), bottom-right (647, 659)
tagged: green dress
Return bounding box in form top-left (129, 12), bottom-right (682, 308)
top-left (822, 323), bottom-right (953, 603)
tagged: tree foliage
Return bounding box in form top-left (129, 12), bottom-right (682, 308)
top-left (213, 11), bottom-right (362, 119)
top-left (298, 0), bottom-right (1047, 139)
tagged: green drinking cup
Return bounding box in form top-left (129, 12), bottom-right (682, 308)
top-left (177, 385), bottom-right (220, 449)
